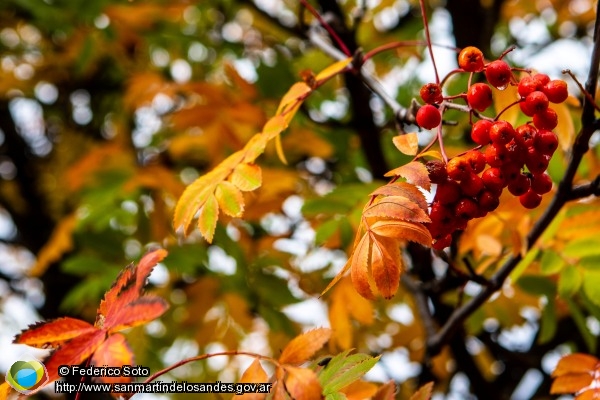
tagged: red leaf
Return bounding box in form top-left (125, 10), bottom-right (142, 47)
top-left (90, 333), bottom-right (135, 384)
top-left (105, 296), bottom-right (169, 333)
top-left (15, 317), bottom-right (96, 349)
top-left (384, 161), bottom-right (431, 190)
top-left (44, 329), bottom-right (107, 383)
top-left (98, 249), bottom-right (168, 329)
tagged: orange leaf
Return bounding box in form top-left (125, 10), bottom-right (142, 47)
top-left (341, 380), bottom-right (379, 400)
top-left (0, 382), bottom-right (13, 400)
top-left (577, 388), bottom-right (600, 400)
top-left (315, 57), bottom-right (353, 82)
top-left (198, 194), bottom-right (219, 243)
top-left (370, 182), bottom-right (428, 211)
top-left (272, 367), bottom-right (288, 400)
top-left (238, 359), bottom-right (268, 400)
top-left (30, 213), bottom-right (77, 277)
top-left (553, 353), bottom-right (600, 377)
top-left (284, 367), bottom-right (322, 400)
top-left (370, 220), bottom-right (432, 247)
top-left (550, 374), bottom-right (593, 394)
top-left (90, 333), bottom-right (134, 384)
top-left (409, 382), bottom-right (434, 400)
top-left (329, 289), bottom-right (353, 350)
top-left (44, 329), bottom-right (107, 383)
top-left (392, 133), bottom-right (419, 156)
top-left (370, 236), bottom-right (402, 299)
top-left (105, 296), bottom-right (169, 333)
top-left (373, 380), bottom-right (397, 400)
top-left (364, 196), bottom-right (430, 223)
top-left (279, 328), bottom-right (332, 365)
top-left (384, 161), bottom-right (431, 190)
top-left (231, 163), bottom-right (262, 191)
top-left (350, 234), bottom-right (376, 300)
top-left (15, 317), bottom-right (96, 348)
top-left (215, 181), bottom-right (244, 217)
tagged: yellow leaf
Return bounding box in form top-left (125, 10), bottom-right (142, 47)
top-left (284, 367), bottom-right (322, 400)
top-left (263, 115), bottom-right (288, 141)
top-left (418, 150), bottom-right (443, 160)
top-left (231, 163), bottom-right (262, 191)
top-left (329, 289), bottom-right (353, 349)
top-left (384, 161), bottom-right (431, 190)
top-left (475, 234), bottom-right (503, 257)
top-left (315, 57), bottom-right (353, 82)
top-left (553, 101), bottom-right (576, 151)
top-left (279, 328), bottom-right (331, 365)
top-left (275, 134), bottom-right (288, 165)
top-left (276, 82), bottom-right (312, 115)
top-left (30, 213), bottom-right (77, 277)
top-left (493, 83), bottom-right (520, 125)
top-left (238, 359), bottom-right (268, 400)
top-left (215, 181), bottom-right (244, 217)
top-left (198, 194), bottom-right (219, 243)
top-left (392, 133), bottom-right (419, 156)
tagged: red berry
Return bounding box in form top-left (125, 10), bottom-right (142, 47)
top-left (458, 46), bottom-right (485, 72)
top-left (471, 120), bottom-right (493, 145)
top-left (501, 162), bottom-right (522, 182)
top-left (533, 108), bottom-right (558, 130)
top-left (467, 83), bottom-right (493, 111)
top-left (489, 121), bottom-right (515, 145)
top-left (515, 124), bottom-right (538, 147)
top-left (507, 173), bottom-right (531, 196)
top-left (485, 60), bottom-right (513, 89)
top-left (436, 179), bottom-right (461, 204)
top-left (533, 129), bottom-right (559, 155)
top-left (420, 83), bottom-right (443, 104)
top-left (460, 172), bottom-right (484, 197)
top-left (519, 100), bottom-right (536, 117)
top-left (455, 198), bottom-right (479, 220)
top-left (530, 173), bottom-right (553, 194)
top-left (465, 150), bottom-right (486, 173)
top-left (525, 91), bottom-right (549, 114)
top-left (525, 151), bottom-right (550, 175)
top-left (432, 234), bottom-right (453, 250)
top-left (533, 73), bottom-right (550, 87)
top-left (518, 75), bottom-right (544, 97)
top-left (447, 157), bottom-right (472, 181)
top-left (416, 105), bottom-right (441, 129)
top-left (485, 143), bottom-right (509, 167)
top-left (478, 190), bottom-right (500, 212)
top-left (519, 189), bottom-right (542, 209)
top-left (426, 160), bottom-right (448, 184)
top-left (482, 167), bottom-right (506, 193)
top-left (543, 80), bottom-right (568, 103)
top-left (430, 202), bottom-right (456, 227)
top-left (505, 140), bottom-right (527, 165)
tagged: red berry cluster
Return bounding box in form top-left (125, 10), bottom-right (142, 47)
top-left (420, 46), bottom-right (568, 250)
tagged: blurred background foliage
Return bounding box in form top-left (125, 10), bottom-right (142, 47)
top-left (0, 0), bottom-right (599, 398)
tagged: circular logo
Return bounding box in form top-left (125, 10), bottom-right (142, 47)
top-left (6, 357), bottom-right (49, 395)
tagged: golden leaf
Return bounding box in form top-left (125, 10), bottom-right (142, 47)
top-left (370, 220), bottom-right (432, 246)
top-left (215, 181), bottom-right (244, 217)
top-left (493, 83), bottom-right (520, 125)
top-left (197, 194), bottom-right (219, 243)
top-left (238, 359), bottom-right (268, 400)
top-left (370, 236), bottom-right (402, 299)
top-left (350, 234), bottom-right (376, 300)
top-left (315, 57), bottom-right (353, 82)
top-left (279, 328), bottom-right (332, 365)
top-left (369, 182), bottom-right (428, 211)
top-left (392, 133), bottom-right (419, 156)
top-left (364, 196), bottom-right (430, 223)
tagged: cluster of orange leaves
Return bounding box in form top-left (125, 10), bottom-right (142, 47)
top-left (551, 353), bottom-right (600, 399)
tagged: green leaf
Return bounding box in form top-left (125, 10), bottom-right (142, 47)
top-left (579, 255), bottom-right (600, 270)
top-left (516, 275), bottom-right (556, 297)
top-left (319, 352), bottom-right (380, 395)
top-left (302, 183), bottom-right (381, 217)
top-left (566, 298), bottom-right (597, 353)
top-left (564, 239), bottom-right (600, 259)
top-left (510, 248), bottom-right (539, 282)
top-left (538, 298), bottom-right (556, 344)
top-left (539, 251), bottom-right (565, 275)
top-left (325, 393), bottom-right (347, 400)
top-left (315, 218), bottom-right (342, 245)
top-left (583, 270), bottom-right (600, 307)
top-left (558, 265), bottom-right (582, 298)
top-left (215, 181), bottom-right (244, 217)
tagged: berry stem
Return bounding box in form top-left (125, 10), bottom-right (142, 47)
top-left (563, 69), bottom-right (600, 113)
top-left (494, 98), bottom-right (524, 121)
top-left (299, 0), bottom-right (352, 57)
top-left (419, 0), bottom-right (440, 84)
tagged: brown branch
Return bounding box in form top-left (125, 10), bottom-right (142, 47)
top-left (426, 0), bottom-right (600, 357)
